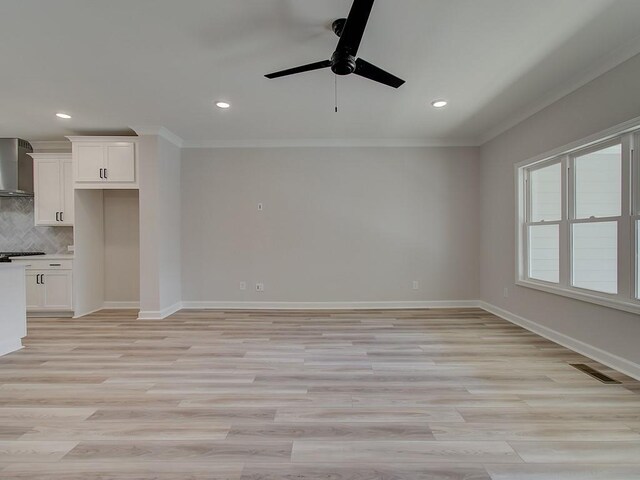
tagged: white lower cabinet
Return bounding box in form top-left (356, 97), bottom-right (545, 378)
top-left (14, 259), bottom-right (73, 313)
top-left (25, 272), bottom-right (45, 310)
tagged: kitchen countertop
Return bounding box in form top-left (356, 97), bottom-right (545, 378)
top-left (9, 254), bottom-right (74, 261)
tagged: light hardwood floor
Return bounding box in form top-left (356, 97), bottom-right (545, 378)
top-left (0, 308), bottom-right (639, 479)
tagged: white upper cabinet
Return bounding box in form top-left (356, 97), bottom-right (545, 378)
top-left (105, 143), bottom-right (136, 182)
top-left (75, 144), bottom-right (104, 182)
top-left (68, 137), bottom-right (138, 189)
top-left (30, 153), bottom-right (74, 226)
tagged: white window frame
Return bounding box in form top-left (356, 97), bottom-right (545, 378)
top-left (515, 117), bottom-right (640, 315)
top-left (523, 157), bottom-right (563, 285)
top-left (633, 131), bottom-right (640, 300)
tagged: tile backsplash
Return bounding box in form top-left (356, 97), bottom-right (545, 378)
top-left (0, 197), bottom-right (73, 253)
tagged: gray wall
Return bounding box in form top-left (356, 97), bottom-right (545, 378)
top-left (479, 52), bottom-right (640, 365)
top-left (181, 146), bottom-right (480, 303)
top-left (0, 196), bottom-right (73, 253)
top-left (104, 190), bottom-right (140, 303)
top-left (138, 135), bottom-right (182, 316)
top-left (157, 137), bottom-right (182, 310)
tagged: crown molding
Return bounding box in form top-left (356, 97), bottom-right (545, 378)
top-left (182, 137), bottom-right (479, 149)
top-left (479, 32), bottom-right (640, 145)
top-left (28, 140), bottom-right (71, 152)
top-left (66, 135), bottom-right (139, 143)
top-left (27, 152), bottom-right (72, 159)
top-left (130, 126), bottom-right (183, 148)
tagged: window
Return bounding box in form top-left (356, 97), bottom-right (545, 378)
top-left (637, 220), bottom-right (640, 299)
top-left (526, 162), bottom-right (561, 283)
top-left (570, 143), bottom-right (621, 295)
top-left (517, 126), bottom-right (639, 314)
top-left (635, 139), bottom-right (640, 300)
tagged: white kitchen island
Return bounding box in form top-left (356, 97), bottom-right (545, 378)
top-left (0, 263), bottom-right (27, 356)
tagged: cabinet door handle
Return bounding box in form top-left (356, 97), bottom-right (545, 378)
top-left (99, 168), bottom-right (104, 179)
top-left (60, 212), bottom-right (64, 222)
top-left (104, 168), bottom-right (108, 179)
top-left (36, 274), bottom-right (41, 285)
top-left (40, 274), bottom-right (45, 285)
top-left (55, 212), bottom-right (59, 222)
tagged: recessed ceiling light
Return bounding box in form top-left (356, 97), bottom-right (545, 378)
top-left (56, 112), bottom-right (72, 119)
top-left (431, 100), bottom-right (448, 108)
top-left (215, 101), bottom-right (231, 109)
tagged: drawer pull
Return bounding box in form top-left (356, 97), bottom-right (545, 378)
top-left (49, 263), bottom-right (62, 267)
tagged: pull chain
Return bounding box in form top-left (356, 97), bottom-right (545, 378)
top-left (334, 75), bottom-right (338, 113)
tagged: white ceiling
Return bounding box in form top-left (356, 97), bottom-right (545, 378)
top-left (2, 0), bottom-right (640, 146)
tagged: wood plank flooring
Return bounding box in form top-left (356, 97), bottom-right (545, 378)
top-left (0, 308), bottom-right (639, 479)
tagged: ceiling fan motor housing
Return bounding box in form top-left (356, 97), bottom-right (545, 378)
top-left (331, 51), bottom-right (356, 75)
top-left (332, 18), bottom-right (347, 37)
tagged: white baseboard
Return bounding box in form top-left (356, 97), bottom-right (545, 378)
top-left (28, 311), bottom-right (73, 318)
top-left (180, 300), bottom-right (481, 310)
top-left (103, 301), bottom-right (140, 309)
top-left (138, 301), bottom-right (183, 320)
top-left (479, 301), bottom-right (640, 381)
top-left (0, 338), bottom-right (23, 357)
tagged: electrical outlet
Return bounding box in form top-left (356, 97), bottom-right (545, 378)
top-left (412, 280), bottom-right (419, 290)
top-left (256, 283), bottom-right (264, 292)
top-left (239, 281), bottom-right (246, 291)
top-left (503, 287), bottom-right (509, 298)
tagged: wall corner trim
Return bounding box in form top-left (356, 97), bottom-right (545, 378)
top-left (73, 306), bottom-right (104, 319)
top-left (137, 302), bottom-right (183, 320)
top-left (0, 338), bottom-right (23, 357)
top-left (479, 301), bottom-right (640, 381)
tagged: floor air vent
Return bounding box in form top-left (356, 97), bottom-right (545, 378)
top-left (570, 363), bottom-right (621, 384)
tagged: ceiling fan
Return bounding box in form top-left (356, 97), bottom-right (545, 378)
top-left (265, 0), bottom-right (405, 89)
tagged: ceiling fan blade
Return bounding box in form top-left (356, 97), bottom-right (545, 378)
top-left (265, 60), bottom-right (331, 79)
top-left (336, 0), bottom-right (375, 57)
top-left (354, 58), bottom-right (405, 88)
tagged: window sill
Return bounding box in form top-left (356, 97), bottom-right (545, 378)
top-left (516, 279), bottom-right (640, 315)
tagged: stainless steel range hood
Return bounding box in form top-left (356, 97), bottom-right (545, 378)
top-left (0, 138), bottom-right (34, 197)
